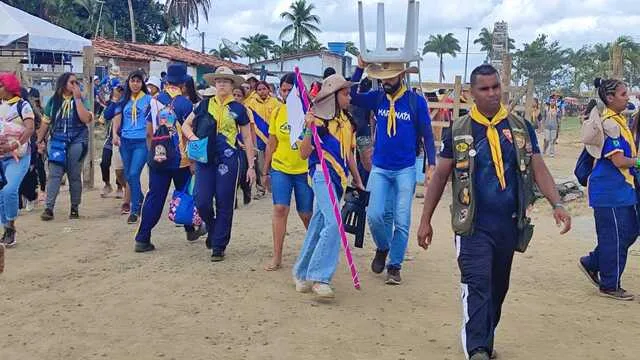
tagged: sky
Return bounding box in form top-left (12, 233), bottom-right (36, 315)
top-left (182, 0), bottom-right (640, 82)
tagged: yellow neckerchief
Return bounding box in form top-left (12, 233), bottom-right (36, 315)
top-left (470, 103), bottom-right (510, 190)
top-left (318, 111), bottom-right (353, 164)
top-left (386, 85), bottom-right (407, 137)
top-left (130, 92), bottom-right (144, 125)
top-left (61, 94), bottom-right (74, 119)
top-left (603, 107), bottom-right (637, 157)
top-left (164, 85), bottom-right (182, 99)
top-left (5, 96), bottom-right (20, 105)
top-left (208, 95), bottom-right (234, 131)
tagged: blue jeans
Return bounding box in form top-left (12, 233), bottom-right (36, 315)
top-left (270, 169), bottom-right (314, 213)
top-left (0, 154), bottom-right (30, 224)
top-left (293, 171), bottom-right (342, 284)
top-left (366, 165), bottom-right (416, 270)
top-left (119, 138), bottom-right (148, 215)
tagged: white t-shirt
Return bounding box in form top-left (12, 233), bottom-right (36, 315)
top-left (0, 98), bottom-right (33, 158)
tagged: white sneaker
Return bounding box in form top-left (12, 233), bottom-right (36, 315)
top-left (312, 283), bottom-right (335, 299)
top-left (25, 200), bottom-right (34, 212)
top-left (294, 278), bottom-right (312, 293)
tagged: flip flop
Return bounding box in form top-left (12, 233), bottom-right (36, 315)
top-left (264, 263), bottom-right (282, 271)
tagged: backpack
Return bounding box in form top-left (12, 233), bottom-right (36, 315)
top-left (574, 148), bottom-right (594, 186)
top-left (377, 91), bottom-right (424, 156)
top-left (147, 98), bottom-right (181, 169)
top-left (190, 98), bottom-right (218, 164)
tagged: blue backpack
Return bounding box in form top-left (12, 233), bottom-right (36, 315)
top-left (574, 148), bottom-right (594, 186)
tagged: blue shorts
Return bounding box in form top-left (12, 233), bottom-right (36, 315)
top-left (271, 169), bottom-right (314, 213)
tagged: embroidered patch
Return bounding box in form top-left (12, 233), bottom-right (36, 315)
top-left (469, 149), bottom-right (477, 157)
top-left (218, 164), bottom-right (229, 175)
top-left (224, 148), bottom-right (234, 158)
top-left (458, 187), bottom-right (470, 205)
top-left (514, 133), bottom-right (526, 149)
top-left (502, 129), bottom-right (513, 143)
top-left (456, 142), bottom-right (469, 153)
top-left (613, 140), bottom-right (620, 147)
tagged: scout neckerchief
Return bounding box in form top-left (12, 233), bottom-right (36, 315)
top-left (209, 95), bottom-right (235, 131)
top-left (331, 111), bottom-right (353, 164)
top-left (470, 103), bottom-right (510, 190)
top-left (603, 107), bottom-right (637, 157)
top-left (6, 96), bottom-right (20, 105)
top-left (130, 92), bottom-right (144, 125)
top-left (386, 85), bottom-right (407, 137)
top-left (164, 84), bottom-right (182, 99)
top-left (60, 94), bottom-right (74, 119)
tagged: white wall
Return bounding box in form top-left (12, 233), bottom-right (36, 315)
top-left (150, 59), bottom-right (169, 77)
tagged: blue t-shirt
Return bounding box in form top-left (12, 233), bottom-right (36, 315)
top-left (588, 135), bottom-right (637, 208)
top-left (441, 118), bottom-right (540, 225)
top-left (350, 67), bottom-right (436, 170)
top-left (102, 100), bottom-right (120, 149)
top-left (119, 94), bottom-right (152, 140)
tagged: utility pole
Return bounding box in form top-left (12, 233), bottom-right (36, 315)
top-left (464, 26), bottom-right (472, 84)
top-left (200, 32), bottom-right (205, 53)
top-left (94, 0), bottom-right (105, 39)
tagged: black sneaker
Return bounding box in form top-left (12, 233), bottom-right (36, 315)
top-left (371, 249), bottom-right (388, 274)
top-left (470, 350), bottom-right (490, 360)
top-left (134, 242), bottom-right (155, 253)
top-left (69, 207), bottom-right (79, 219)
top-left (578, 257), bottom-right (599, 288)
top-left (599, 288), bottom-right (634, 301)
top-left (186, 225), bottom-right (207, 242)
top-left (4, 227), bottom-right (16, 248)
top-left (41, 208), bottom-right (54, 221)
top-left (211, 250), bottom-right (225, 262)
top-left (385, 268), bottom-right (402, 285)
top-left (127, 214), bottom-right (139, 224)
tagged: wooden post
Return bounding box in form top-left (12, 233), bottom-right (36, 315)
top-left (612, 43), bottom-right (623, 80)
top-left (501, 54), bottom-right (512, 105)
top-left (82, 46), bottom-right (95, 189)
top-left (453, 75), bottom-right (462, 120)
top-left (524, 79), bottom-right (534, 122)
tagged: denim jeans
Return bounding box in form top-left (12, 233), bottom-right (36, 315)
top-left (0, 154), bottom-right (30, 224)
top-left (119, 138), bottom-right (148, 215)
top-left (46, 141), bottom-right (86, 210)
top-left (366, 165), bottom-right (416, 270)
top-left (293, 171), bottom-right (342, 284)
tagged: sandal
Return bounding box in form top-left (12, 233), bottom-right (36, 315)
top-left (264, 262), bottom-right (282, 271)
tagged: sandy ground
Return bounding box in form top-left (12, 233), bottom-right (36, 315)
top-left (2, 130), bottom-right (640, 360)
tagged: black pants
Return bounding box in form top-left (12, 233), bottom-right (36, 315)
top-left (100, 146), bottom-right (123, 187)
top-left (19, 152), bottom-right (46, 208)
top-left (237, 150), bottom-right (251, 201)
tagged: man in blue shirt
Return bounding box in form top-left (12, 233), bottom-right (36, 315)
top-left (350, 58), bottom-right (437, 285)
top-left (417, 64), bottom-right (571, 360)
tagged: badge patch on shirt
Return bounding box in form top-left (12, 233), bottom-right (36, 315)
top-left (502, 129), bottom-right (513, 143)
top-left (458, 187), bottom-right (470, 205)
top-left (456, 142), bottom-right (469, 153)
top-left (613, 139), bottom-right (620, 147)
top-left (514, 132), bottom-right (526, 149)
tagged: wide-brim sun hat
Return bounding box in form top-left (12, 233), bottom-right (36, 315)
top-left (204, 66), bottom-right (245, 87)
top-left (198, 86), bottom-right (216, 97)
top-left (366, 62), bottom-right (418, 80)
top-left (312, 74), bottom-right (353, 119)
top-left (146, 76), bottom-right (161, 91)
top-left (109, 66), bottom-right (121, 77)
top-left (243, 73), bottom-right (259, 82)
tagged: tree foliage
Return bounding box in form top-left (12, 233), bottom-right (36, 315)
top-left (279, 0), bottom-right (321, 49)
top-left (423, 33), bottom-right (461, 82)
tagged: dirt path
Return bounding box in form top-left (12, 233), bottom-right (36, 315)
top-left (2, 133), bottom-right (640, 360)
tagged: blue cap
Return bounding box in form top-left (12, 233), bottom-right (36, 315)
top-left (166, 63), bottom-right (188, 85)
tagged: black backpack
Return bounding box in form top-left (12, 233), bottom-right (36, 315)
top-left (191, 98), bottom-right (218, 164)
top-left (148, 98), bottom-right (181, 169)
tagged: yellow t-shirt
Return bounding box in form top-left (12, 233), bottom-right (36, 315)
top-left (268, 104), bottom-right (308, 175)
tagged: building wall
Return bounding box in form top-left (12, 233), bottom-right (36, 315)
top-left (95, 56), bottom-right (149, 79)
top-left (256, 52), bottom-right (352, 79)
top-left (150, 58), bottom-right (197, 79)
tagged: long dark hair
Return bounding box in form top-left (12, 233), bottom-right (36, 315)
top-left (50, 72), bottom-right (76, 122)
top-left (122, 70), bottom-right (148, 103)
top-left (184, 75), bottom-right (200, 104)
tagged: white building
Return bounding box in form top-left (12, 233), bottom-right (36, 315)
top-left (251, 51), bottom-right (353, 84)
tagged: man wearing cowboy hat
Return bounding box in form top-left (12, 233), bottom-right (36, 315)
top-left (133, 63), bottom-right (206, 252)
top-left (350, 57), bottom-right (437, 285)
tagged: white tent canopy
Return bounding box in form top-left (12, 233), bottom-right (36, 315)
top-left (0, 2), bottom-right (91, 53)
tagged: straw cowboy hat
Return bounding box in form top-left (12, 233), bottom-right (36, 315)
top-left (582, 106), bottom-right (621, 158)
top-left (366, 62), bottom-right (418, 80)
top-left (243, 73), bottom-right (259, 82)
top-left (198, 86), bottom-right (216, 97)
top-left (109, 66), bottom-right (121, 77)
top-left (312, 74), bottom-right (353, 119)
top-left (204, 66), bottom-right (245, 87)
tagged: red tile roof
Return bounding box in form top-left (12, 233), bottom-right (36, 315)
top-left (93, 38), bottom-right (248, 71)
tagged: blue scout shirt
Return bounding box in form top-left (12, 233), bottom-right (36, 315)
top-left (441, 118), bottom-right (540, 223)
top-left (102, 100), bottom-right (121, 150)
top-left (119, 94), bottom-right (152, 140)
top-left (588, 135), bottom-right (637, 208)
top-left (350, 67), bottom-right (436, 171)
top-left (191, 98), bottom-right (250, 153)
top-left (43, 96), bottom-right (89, 144)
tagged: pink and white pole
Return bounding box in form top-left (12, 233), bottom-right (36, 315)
top-left (294, 67), bottom-right (361, 290)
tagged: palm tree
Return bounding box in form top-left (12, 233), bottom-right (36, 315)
top-left (127, 0), bottom-right (136, 42)
top-left (166, 0), bottom-right (212, 36)
top-left (241, 34), bottom-right (275, 63)
top-left (301, 39), bottom-right (327, 52)
top-left (423, 33), bottom-right (461, 82)
top-left (279, 0), bottom-right (321, 50)
top-left (271, 41), bottom-right (298, 59)
top-left (474, 27), bottom-right (516, 62)
top-left (209, 45), bottom-right (239, 61)
top-left (164, 24), bottom-right (186, 46)
top-left (345, 41), bottom-right (360, 56)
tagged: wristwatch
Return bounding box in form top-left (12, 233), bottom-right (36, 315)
top-left (552, 203), bottom-right (565, 210)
